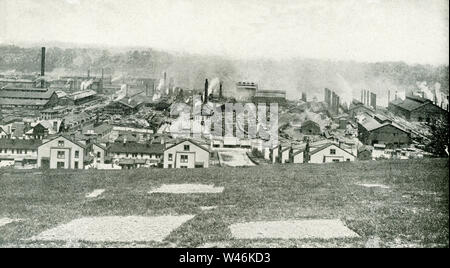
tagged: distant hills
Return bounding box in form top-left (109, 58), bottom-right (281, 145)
top-left (0, 44), bottom-right (448, 104)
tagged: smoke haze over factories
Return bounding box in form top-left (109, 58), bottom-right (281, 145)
top-left (0, 46), bottom-right (448, 106)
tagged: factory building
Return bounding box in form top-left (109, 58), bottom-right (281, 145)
top-left (235, 82), bottom-right (258, 102)
top-left (348, 100), bottom-right (375, 119)
top-left (357, 113), bottom-right (411, 148)
top-left (58, 90), bottom-right (98, 106)
top-left (0, 87), bottom-right (59, 109)
top-left (388, 95), bottom-right (448, 123)
top-left (253, 90), bottom-right (287, 104)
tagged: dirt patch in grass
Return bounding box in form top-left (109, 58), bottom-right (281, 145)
top-left (148, 184), bottom-right (224, 194)
top-left (200, 206), bottom-right (218, 211)
top-left (356, 184), bottom-right (390, 189)
top-left (230, 219), bottom-right (360, 240)
top-left (0, 218), bottom-right (22, 227)
top-left (85, 189), bottom-right (105, 198)
top-left (28, 215), bottom-right (195, 243)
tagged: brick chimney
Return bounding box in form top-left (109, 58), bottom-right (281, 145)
top-left (204, 79), bottom-right (209, 103)
top-left (40, 47), bottom-right (46, 88)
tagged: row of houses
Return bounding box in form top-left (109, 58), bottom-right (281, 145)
top-left (0, 136), bottom-right (211, 170)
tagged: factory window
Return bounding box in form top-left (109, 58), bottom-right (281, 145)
top-left (58, 140), bottom-right (64, 147)
top-left (97, 152), bottom-right (101, 158)
top-left (168, 154), bottom-right (173, 161)
top-left (181, 166), bottom-right (188, 169)
top-left (330, 149), bottom-right (336, 155)
top-left (180, 155), bottom-right (189, 163)
top-left (332, 159), bottom-right (340, 162)
top-left (57, 162), bottom-right (65, 169)
top-left (184, 145), bottom-right (190, 151)
top-left (74, 151), bottom-right (79, 159)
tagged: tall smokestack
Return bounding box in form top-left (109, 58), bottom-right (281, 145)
top-left (336, 95), bottom-right (340, 114)
top-left (361, 90), bottom-right (363, 103)
top-left (363, 90), bottom-right (366, 105)
top-left (87, 69), bottom-right (90, 79)
top-left (204, 79), bottom-right (209, 103)
top-left (366, 90), bottom-right (370, 106)
top-left (219, 81), bottom-right (223, 99)
top-left (40, 47), bottom-right (46, 88)
top-left (370, 92), bottom-right (377, 110)
top-left (388, 90), bottom-right (390, 104)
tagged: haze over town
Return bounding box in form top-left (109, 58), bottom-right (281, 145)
top-left (1, 0), bottom-right (449, 65)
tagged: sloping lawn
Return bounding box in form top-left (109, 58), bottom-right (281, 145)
top-left (0, 158), bottom-right (448, 248)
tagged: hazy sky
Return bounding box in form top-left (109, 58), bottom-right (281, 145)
top-left (1, 0), bottom-right (449, 65)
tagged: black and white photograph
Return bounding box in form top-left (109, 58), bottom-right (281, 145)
top-left (0, 0), bottom-right (448, 252)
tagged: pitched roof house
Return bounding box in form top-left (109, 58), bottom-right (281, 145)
top-left (163, 139), bottom-right (210, 169)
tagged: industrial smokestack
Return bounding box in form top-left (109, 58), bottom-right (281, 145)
top-left (370, 92), bottom-right (377, 110)
top-left (388, 90), bottom-right (390, 104)
top-left (302, 92), bottom-right (307, 102)
top-left (366, 90), bottom-right (370, 106)
top-left (336, 95), bottom-right (340, 114)
top-left (219, 81), bottom-right (223, 99)
top-left (40, 47), bottom-right (46, 88)
top-left (204, 79), bottom-right (209, 103)
top-left (87, 69), bottom-right (90, 79)
top-left (361, 90), bottom-right (363, 103)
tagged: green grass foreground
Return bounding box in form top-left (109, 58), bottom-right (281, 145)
top-left (0, 158), bottom-right (448, 248)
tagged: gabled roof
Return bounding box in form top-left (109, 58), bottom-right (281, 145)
top-left (39, 135), bottom-right (87, 149)
top-left (301, 120), bottom-right (320, 128)
top-left (389, 97), bottom-right (426, 111)
top-left (309, 143), bottom-right (356, 157)
top-left (348, 101), bottom-right (374, 112)
top-left (164, 139), bottom-right (210, 153)
top-left (359, 114), bottom-right (409, 134)
top-left (92, 142), bottom-right (108, 151)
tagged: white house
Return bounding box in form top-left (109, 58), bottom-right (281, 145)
top-left (279, 146), bottom-right (291, 163)
top-left (163, 140), bottom-right (210, 168)
top-left (292, 149), bottom-right (305, 164)
top-left (37, 135), bottom-right (86, 169)
top-left (308, 143), bottom-right (356, 163)
top-left (92, 143), bottom-right (108, 165)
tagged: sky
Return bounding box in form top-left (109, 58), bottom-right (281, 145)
top-left (1, 0), bottom-right (449, 65)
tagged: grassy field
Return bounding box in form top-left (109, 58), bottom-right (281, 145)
top-left (0, 158), bottom-right (448, 248)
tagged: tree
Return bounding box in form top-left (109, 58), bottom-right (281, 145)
top-left (425, 116), bottom-right (449, 157)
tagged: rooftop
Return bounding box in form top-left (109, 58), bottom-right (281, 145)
top-left (0, 139), bottom-right (42, 150)
top-left (109, 142), bottom-right (164, 154)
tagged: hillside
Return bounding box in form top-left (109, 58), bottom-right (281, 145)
top-left (0, 158), bottom-right (448, 248)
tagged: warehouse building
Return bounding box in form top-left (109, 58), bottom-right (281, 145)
top-left (253, 90), bottom-right (287, 104)
top-left (388, 95), bottom-right (448, 123)
top-left (0, 87), bottom-right (59, 109)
